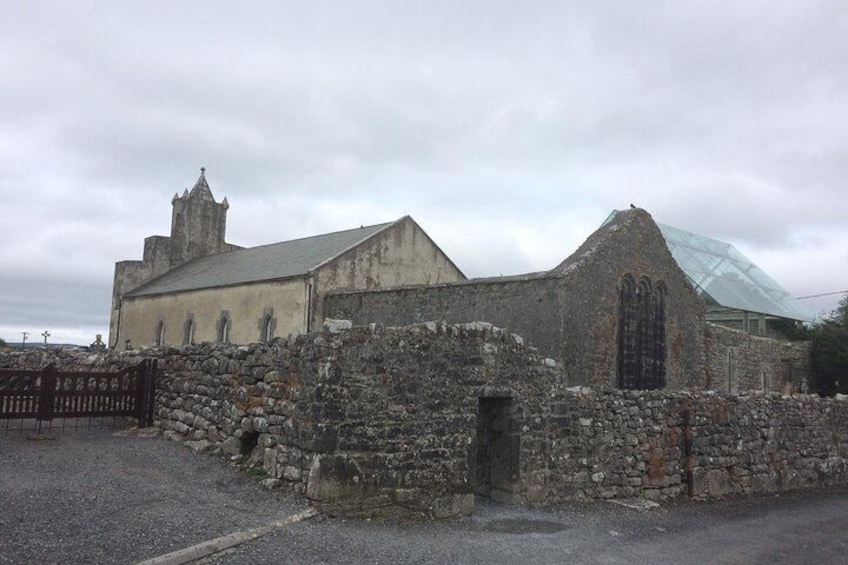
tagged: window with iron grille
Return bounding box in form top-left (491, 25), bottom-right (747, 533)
top-left (617, 275), bottom-right (667, 390)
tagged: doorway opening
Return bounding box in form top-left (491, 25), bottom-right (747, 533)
top-left (475, 397), bottom-right (519, 502)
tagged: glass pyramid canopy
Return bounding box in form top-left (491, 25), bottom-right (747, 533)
top-left (600, 211), bottom-right (813, 322)
top-left (656, 222), bottom-right (813, 322)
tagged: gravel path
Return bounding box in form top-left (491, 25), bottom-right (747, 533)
top-left (0, 428), bottom-right (307, 565)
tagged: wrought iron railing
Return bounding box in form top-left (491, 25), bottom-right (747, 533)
top-left (0, 360), bottom-right (156, 433)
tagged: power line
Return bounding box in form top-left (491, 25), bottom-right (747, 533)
top-left (797, 289), bottom-right (848, 300)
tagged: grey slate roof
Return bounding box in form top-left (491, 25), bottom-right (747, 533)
top-left (127, 220), bottom-right (396, 297)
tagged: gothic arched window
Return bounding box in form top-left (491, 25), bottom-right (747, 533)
top-left (617, 275), bottom-right (666, 390)
top-left (155, 321), bottom-right (166, 346)
top-left (618, 275), bottom-right (638, 389)
top-left (217, 312), bottom-right (231, 344)
top-left (651, 282), bottom-right (667, 390)
top-left (259, 310), bottom-right (275, 343)
top-left (183, 316), bottom-right (195, 346)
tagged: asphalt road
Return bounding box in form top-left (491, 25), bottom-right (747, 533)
top-left (209, 492), bottom-right (848, 565)
top-left (2, 428), bottom-right (848, 565)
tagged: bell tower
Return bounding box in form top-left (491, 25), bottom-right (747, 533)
top-left (169, 167), bottom-right (230, 266)
top-left (110, 167), bottom-right (239, 348)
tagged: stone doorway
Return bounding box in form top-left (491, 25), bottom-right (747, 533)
top-left (475, 397), bottom-right (519, 502)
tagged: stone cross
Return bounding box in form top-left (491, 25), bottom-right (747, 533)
top-left (89, 334), bottom-right (107, 352)
top-left (41, 330), bottom-right (50, 346)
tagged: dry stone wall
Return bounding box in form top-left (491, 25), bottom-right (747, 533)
top-left (152, 340), bottom-right (319, 498)
top-left (1, 324), bottom-right (843, 520)
top-left (534, 387), bottom-right (687, 503)
top-left (688, 392), bottom-right (848, 496)
top-left (704, 323), bottom-right (811, 393)
top-left (533, 388), bottom-right (848, 503)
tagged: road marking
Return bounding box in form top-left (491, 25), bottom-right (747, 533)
top-left (135, 507), bottom-right (318, 565)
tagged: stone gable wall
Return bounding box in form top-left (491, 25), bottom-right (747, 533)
top-left (1, 325), bottom-right (842, 519)
top-left (551, 209), bottom-right (707, 390)
top-left (309, 216), bottom-right (467, 333)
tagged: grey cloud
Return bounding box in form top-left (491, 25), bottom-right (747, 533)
top-left (0, 277), bottom-right (110, 329)
top-left (2, 1), bottom-right (847, 341)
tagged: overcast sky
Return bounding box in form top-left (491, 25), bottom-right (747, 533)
top-left (2, 1), bottom-right (847, 345)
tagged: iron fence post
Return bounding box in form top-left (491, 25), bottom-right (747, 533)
top-left (37, 364), bottom-right (58, 433)
top-left (135, 359), bottom-right (157, 428)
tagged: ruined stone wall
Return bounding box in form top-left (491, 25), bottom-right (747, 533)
top-left (531, 388), bottom-right (848, 503)
top-left (686, 393), bottom-right (848, 497)
top-left (704, 323), bottom-right (811, 393)
top-left (549, 208), bottom-right (707, 390)
top-left (151, 340), bottom-right (318, 499)
top-left (533, 387), bottom-right (687, 503)
top-left (0, 342), bottom-right (324, 500)
top-left (4, 324), bottom-right (561, 518)
top-left (0, 348), bottom-right (125, 372)
top-left (2, 326), bottom-right (843, 520)
top-left (324, 276), bottom-right (564, 362)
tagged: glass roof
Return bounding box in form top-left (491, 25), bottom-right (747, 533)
top-left (656, 222), bottom-right (814, 322)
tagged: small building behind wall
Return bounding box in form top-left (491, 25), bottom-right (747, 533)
top-left (326, 208), bottom-right (708, 390)
top-left (325, 208), bottom-right (812, 393)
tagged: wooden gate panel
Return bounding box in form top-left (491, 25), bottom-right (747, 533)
top-left (0, 361), bottom-right (157, 430)
top-left (0, 370), bottom-right (42, 420)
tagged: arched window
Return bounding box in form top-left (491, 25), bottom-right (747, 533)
top-left (651, 282), bottom-right (667, 389)
top-left (155, 321), bottom-right (166, 346)
top-left (636, 277), bottom-right (652, 389)
top-left (259, 314), bottom-right (274, 343)
top-left (259, 310), bottom-right (275, 343)
top-left (617, 275), bottom-right (638, 389)
top-left (183, 316), bottom-right (195, 345)
top-left (618, 275), bottom-right (666, 390)
top-left (218, 312), bottom-right (231, 344)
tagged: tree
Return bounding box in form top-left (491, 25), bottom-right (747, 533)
top-left (809, 294), bottom-right (848, 396)
top-left (0, 337), bottom-right (7, 349)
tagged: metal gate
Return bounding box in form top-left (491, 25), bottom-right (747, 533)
top-left (0, 359), bottom-right (157, 433)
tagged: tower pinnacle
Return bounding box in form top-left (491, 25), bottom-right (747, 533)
top-left (189, 166), bottom-right (214, 201)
